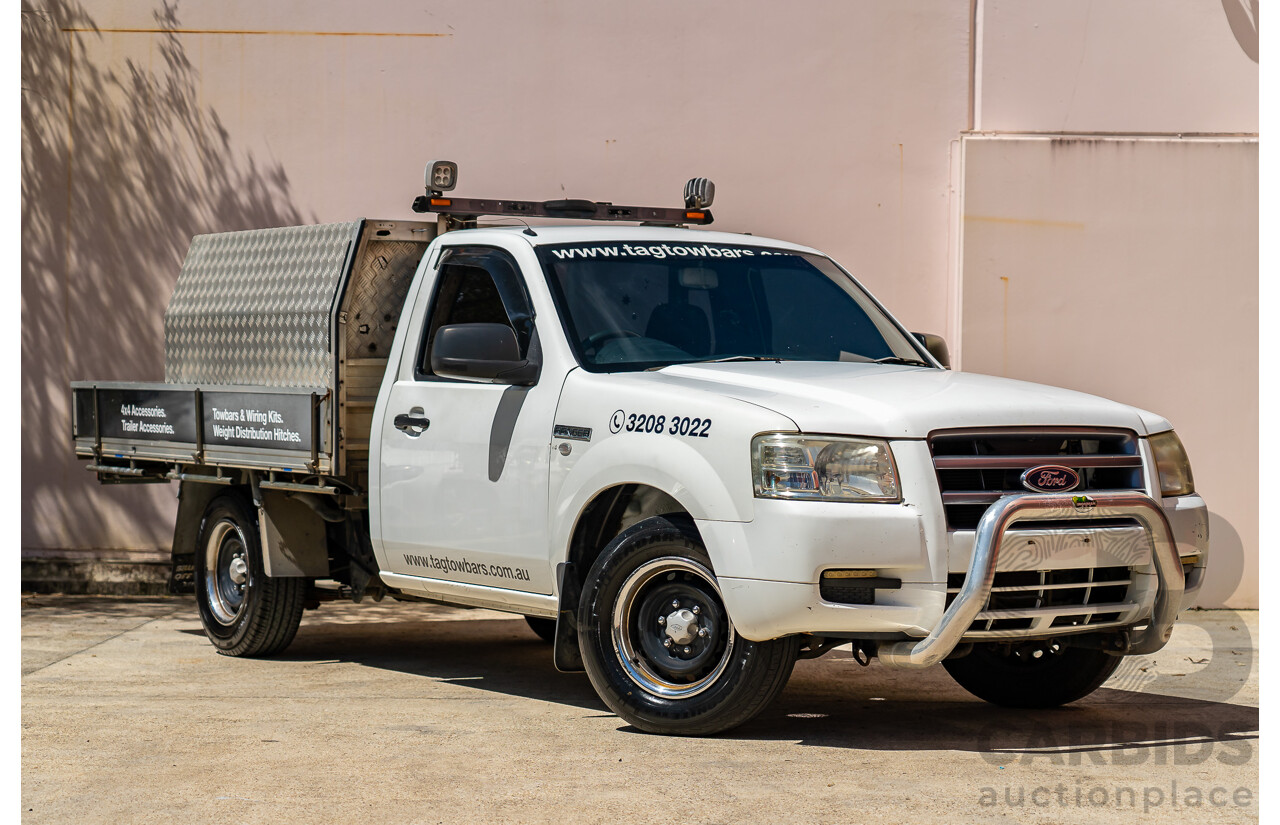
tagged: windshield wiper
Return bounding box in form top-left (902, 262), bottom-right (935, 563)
top-left (701, 355), bottom-right (791, 364)
top-left (646, 355), bottom-right (791, 371)
top-left (873, 356), bottom-right (933, 367)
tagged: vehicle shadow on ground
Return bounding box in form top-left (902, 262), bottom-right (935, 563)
top-left (273, 613), bottom-right (1258, 756)
top-left (279, 614), bottom-right (609, 713)
top-left (744, 680), bottom-right (1258, 759)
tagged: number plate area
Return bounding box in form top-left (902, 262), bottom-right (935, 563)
top-left (946, 523), bottom-right (1153, 639)
top-left (948, 524), bottom-right (1152, 573)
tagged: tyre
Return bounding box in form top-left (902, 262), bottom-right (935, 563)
top-left (194, 494), bottom-right (306, 657)
top-left (577, 515), bottom-right (800, 735)
top-left (525, 616), bottom-right (557, 643)
top-left (942, 640), bottom-right (1122, 708)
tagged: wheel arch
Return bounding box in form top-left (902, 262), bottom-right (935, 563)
top-left (564, 484), bottom-right (695, 594)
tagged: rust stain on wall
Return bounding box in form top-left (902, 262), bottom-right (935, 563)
top-left (964, 214), bottom-right (1085, 230)
top-left (61, 27), bottom-right (452, 37)
top-left (999, 275), bottom-right (1009, 376)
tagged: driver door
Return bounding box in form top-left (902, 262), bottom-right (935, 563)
top-left (376, 246), bottom-right (555, 594)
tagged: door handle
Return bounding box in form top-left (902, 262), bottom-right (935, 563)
top-left (394, 411), bottom-right (430, 436)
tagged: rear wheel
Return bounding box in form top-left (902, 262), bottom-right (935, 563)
top-left (194, 494), bottom-right (305, 657)
top-left (942, 640), bottom-right (1122, 708)
top-left (578, 515), bottom-right (799, 735)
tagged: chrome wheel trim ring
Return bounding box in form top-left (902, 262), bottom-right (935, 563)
top-left (611, 556), bottom-right (735, 700)
top-left (204, 519), bottom-right (249, 626)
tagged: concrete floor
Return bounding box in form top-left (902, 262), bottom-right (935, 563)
top-left (22, 596), bottom-right (1258, 824)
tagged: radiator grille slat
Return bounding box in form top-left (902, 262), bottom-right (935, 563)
top-left (929, 427), bottom-right (1144, 530)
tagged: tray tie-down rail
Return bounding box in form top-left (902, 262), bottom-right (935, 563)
top-left (877, 491), bottom-right (1182, 668)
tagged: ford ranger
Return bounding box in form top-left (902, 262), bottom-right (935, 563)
top-left (71, 162), bottom-right (1208, 735)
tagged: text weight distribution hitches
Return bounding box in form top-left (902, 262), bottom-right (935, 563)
top-left (209, 407), bottom-right (303, 444)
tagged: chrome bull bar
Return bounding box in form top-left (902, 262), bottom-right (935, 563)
top-left (877, 491), bottom-right (1182, 669)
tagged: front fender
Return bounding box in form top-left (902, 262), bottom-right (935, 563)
top-left (550, 433), bottom-right (743, 575)
top-left (548, 369), bottom-right (797, 575)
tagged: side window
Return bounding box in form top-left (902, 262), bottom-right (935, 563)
top-left (419, 248), bottom-right (533, 376)
top-left (436, 264), bottom-right (510, 327)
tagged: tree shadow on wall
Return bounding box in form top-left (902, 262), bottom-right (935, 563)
top-left (21, 1), bottom-right (314, 554)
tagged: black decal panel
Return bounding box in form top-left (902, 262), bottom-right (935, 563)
top-left (203, 391), bottom-right (313, 451)
top-left (88, 388), bottom-right (198, 443)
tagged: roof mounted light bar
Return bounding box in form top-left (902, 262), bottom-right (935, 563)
top-left (411, 160), bottom-right (714, 226)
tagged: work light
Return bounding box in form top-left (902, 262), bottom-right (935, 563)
top-left (426, 160), bottom-right (458, 192)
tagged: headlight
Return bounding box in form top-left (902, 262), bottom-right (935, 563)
top-left (1148, 430), bottom-right (1195, 496)
top-left (752, 434), bottom-right (900, 502)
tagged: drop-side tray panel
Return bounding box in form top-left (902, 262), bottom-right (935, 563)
top-left (71, 381), bottom-right (331, 474)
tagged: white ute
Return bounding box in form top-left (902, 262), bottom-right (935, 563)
top-left (73, 162), bottom-right (1208, 735)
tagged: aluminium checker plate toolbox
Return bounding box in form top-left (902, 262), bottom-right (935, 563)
top-left (72, 218), bottom-right (436, 477)
top-left (164, 220), bottom-right (362, 389)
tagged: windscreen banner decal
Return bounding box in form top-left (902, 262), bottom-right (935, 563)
top-left (548, 243), bottom-right (793, 261)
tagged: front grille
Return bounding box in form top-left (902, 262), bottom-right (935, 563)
top-left (945, 566), bottom-right (1138, 638)
top-left (929, 427), bottom-right (1144, 529)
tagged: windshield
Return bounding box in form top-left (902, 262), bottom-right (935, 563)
top-left (536, 241), bottom-right (930, 372)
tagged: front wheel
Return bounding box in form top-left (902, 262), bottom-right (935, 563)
top-left (578, 515), bottom-right (799, 735)
top-left (942, 640), bottom-right (1122, 708)
top-left (194, 494), bottom-right (306, 657)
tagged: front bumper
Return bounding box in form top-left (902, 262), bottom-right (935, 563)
top-left (697, 483), bottom-right (1207, 650)
top-left (877, 491), bottom-right (1182, 667)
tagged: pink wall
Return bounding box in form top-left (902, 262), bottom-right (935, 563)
top-left (22, 0), bottom-right (969, 555)
top-left (958, 135), bottom-right (1258, 608)
top-left (22, 1), bottom-right (1257, 606)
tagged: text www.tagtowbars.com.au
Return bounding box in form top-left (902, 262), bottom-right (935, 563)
top-left (403, 553), bottom-right (531, 582)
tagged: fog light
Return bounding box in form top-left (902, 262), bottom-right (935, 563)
top-left (819, 570), bottom-right (901, 605)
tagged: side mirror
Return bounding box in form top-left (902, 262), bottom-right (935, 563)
top-left (431, 323), bottom-right (540, 385)
top-left (912, 333), bottom-right (951, 369)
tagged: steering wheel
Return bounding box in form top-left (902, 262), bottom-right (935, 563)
top-left (583, 329), bottom-right (642, 353)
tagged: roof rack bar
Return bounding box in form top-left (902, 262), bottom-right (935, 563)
top-left (411, 195), bottom-right (713, 226)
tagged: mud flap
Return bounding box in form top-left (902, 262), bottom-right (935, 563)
top-left (256, 490), bottom-right (330, 578)
top-left (553, 562), bottom-right (584, 672)
top-left (169, 481), bottom-right (225, 594)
